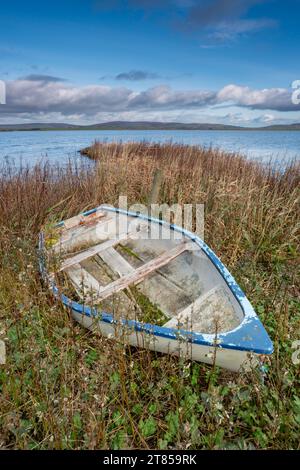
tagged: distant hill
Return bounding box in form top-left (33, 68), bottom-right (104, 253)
top-left (0, 121), bottom-right (300, 131)
top-left (85, 121), bottom-right (245, 130)
top-left (260, 123), bottom-right (300, 130)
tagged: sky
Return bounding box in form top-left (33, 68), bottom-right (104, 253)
top-left (0, 0), bottom-right (300, 126)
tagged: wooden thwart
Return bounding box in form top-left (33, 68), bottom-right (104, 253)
top-left (91, 241), bottom-right (192, 303)
top-left (99, 247), bottom-right (135, 277)
top-left (56, 212), bottom-right (116, 250)
top-left (60, 232), bottom-right (132, 272)
top-left (63, 210), bottom-right (107, 231)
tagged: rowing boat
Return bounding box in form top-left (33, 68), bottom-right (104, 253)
top-left (39, 205), bottom-right (273, 372)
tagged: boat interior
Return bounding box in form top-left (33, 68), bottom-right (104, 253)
top-left (45, 208), bottom-right (244, 334)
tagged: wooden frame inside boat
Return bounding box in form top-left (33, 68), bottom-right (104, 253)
top-left (39, 205), bottom-right (273, 372)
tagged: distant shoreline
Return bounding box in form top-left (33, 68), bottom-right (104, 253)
top-left (1, 121), bottom-right (300, 132)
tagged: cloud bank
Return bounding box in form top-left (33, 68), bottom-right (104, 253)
top-left (0, 77), bottom-right (298, 123)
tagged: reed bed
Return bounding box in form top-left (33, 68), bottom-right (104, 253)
top-left (0, 142), bottom-right (299, 449)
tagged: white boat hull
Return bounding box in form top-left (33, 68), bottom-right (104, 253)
top-left (40, 204), bottom-right (273, 372)
top-left (72, 310), bottom-right (258, 372)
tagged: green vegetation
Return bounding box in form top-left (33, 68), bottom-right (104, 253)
top-left (0, 142), bottom-right (299, 449)
top-left (126, 286), bottom-right (169, 326)
top-left (117, 243), bottom-right (143, 262)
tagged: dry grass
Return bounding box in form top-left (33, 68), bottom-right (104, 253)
top-left (0, 141), bottom-right (299, 449)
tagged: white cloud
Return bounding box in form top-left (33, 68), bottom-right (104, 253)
top-left (129, 85), bottom-right (215, 108)
top-left (0, 77), bottom-right (298, 124)
top-left (260, 113), bottom-right (275, 122)
top-left (217, 84), bottom-right (295, 111)
top-left (2, 80), bottom-right (216, 116)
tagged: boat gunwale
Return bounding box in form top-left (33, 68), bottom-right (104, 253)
top-left (38, 205), bottom-right (274, 355)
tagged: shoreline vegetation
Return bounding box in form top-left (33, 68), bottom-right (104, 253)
top-left (0, 142), bottom-right (299, 449)
top-left (1, 121), bottom-right (300, 132)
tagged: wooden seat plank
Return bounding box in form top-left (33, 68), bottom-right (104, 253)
top-left (63, 210), bottom-right (107, 231)
top-left (98, 247), bottom-right (190, 318)
top-left (55, 213), bottom-right (116, 250)
top-left (91, 241), bottom-right (192, 303)
top-left (59, 232), bottom-right (132, 272)
top-left (99, 247), bottom-right (135, 277)
top-left (60, 219), bottom-right (149, 271)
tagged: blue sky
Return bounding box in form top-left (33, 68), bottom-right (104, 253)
top-left (0, 0), bottom-right (300, 126)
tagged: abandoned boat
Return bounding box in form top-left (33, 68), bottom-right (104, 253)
top-left (39, 205), bottom-right (273, 372)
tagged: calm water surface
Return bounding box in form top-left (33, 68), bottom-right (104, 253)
top-left (0, 130), bottom-right (299, 169)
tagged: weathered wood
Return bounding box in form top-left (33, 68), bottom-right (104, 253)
top-left (66, 263), bottom-right (102, 298)
top-left (148, 169), bottom-right (163, 210)
top-left (92, 241), bottom-right (192, 303)
top-left (121, 238), bottom-right (202, 314)
top-left (100, 245), bottom-right (190, 317)
top-left (99, 247), bottom-right (135, 277)
top-left (52, 214), bottom-right (116, 254)
top-left (57, 212), bottom-right (115, 246)
top-left (0, 340), bottom-right (6, 365)
top-left (109, 242), bottom-right (191, 318)
top-left (55, 213), bottom-right (148, 254)
top-left (60, 232), bottom-right (132, 272)
top-left (63, 210), bottom-right (107, 230)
